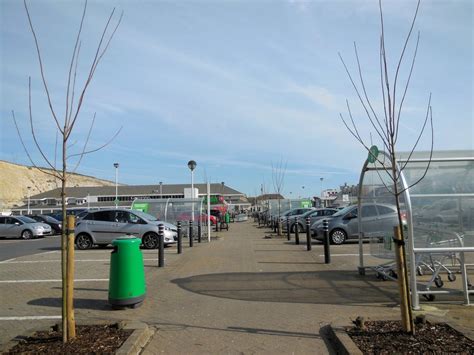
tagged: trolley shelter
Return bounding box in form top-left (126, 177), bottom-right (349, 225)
top-left (357, 150), bottom-right (474, 309)
top-left (131, 198), bottom-right (211, 238)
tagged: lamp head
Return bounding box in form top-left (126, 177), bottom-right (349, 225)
top-left (187, 160), bottom-right (197, 171)
top-left (114, 163), bottom-right (119, 168)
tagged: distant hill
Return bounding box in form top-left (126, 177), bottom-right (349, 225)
top-left (0, 160), bottom-right (116, 210)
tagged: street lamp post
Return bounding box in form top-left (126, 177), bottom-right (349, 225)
top-left (320, 177), bottom-right (324, 207)
top-left (159, 181), bottom-right (163, 198)
top-left (114, 163), bottom-right (119, 208)
top-left (27, 186), bottom-right (31, 214)
top-left (187, 160), bottom-right (197, 222)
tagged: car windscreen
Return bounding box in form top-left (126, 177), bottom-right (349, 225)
top-left (17, 216), bottom-right (37, 223)
top-left (302, 209), bottom-right (318, 218)
top-left (331, 206), bottom-right (355, 218)
top-left (132, 210), bottom-right (158, 221)
top-left (42, 215), bottom-right (60, 223)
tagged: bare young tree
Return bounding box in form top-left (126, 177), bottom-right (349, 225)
top-left (272, 159), bottom-right (287, 235)
top-left (338, 0), bottom-right (433, 334)
top-left (12, 0), bottom-right (123, 342)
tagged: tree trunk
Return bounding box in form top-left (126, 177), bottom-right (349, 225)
top-left (67, 215), bottom-right (76, 339)
top-left (391, 153), bottom-right (414, 334)
top-left (61, 138), bottom-right (68, 342)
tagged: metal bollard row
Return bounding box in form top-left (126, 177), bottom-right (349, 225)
top-left (158, 223), bottom-right (165, 267)
top-left (294, 216), bottom-right (299, 245)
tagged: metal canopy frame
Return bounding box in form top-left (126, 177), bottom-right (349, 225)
top-left (357, 151), bottom-right (474, 309)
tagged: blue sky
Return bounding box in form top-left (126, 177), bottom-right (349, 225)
top-left (1, 0), bottom-right (472, 197)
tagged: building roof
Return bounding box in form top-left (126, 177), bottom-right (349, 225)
top-left (31, 183), bottom-right (244, 199)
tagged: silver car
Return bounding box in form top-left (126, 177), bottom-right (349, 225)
top-left (0, 215), bottom-right (52, 239)
top-left (74, 209), bottom-right (177, 249)
top-left (311, 203), bottom-right (403, 245)
top-left (286, 208), bottom-right (338, 233)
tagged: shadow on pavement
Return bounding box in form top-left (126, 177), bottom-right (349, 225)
top-left (28, 297), bottom-right (110, 310)
top-left (151, 321), bottom-right (323, 340)
top-left (171, 270), bottom-right (398, 306)
top-left (51, 287), bottom-right (108, 292)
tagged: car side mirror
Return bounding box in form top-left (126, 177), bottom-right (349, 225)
top-left (345, 213), bottom-right (356, 220)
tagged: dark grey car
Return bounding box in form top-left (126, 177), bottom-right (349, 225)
top-left (311, 203), bottom-right (402, 245)
top-left (0, 215), bottom-right (52, 239)
top-left (287, 208), bottom-right (338, 233)
top-left (75, 209), bottom-right (177, 249)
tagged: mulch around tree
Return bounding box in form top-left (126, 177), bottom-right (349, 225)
top-left (347, 320), bottom-right (474, 354)
top-left (4, 324), bottom-right (132, 354)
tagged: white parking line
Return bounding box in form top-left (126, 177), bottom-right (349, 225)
top-left (0, 316), bottom-right (62, 321)
top-left (1, 258), bottom-right (158, 264)
top-left (0, 279), bottom-right (108, 283)
top-left (317, 253), bottom-right (371, 257)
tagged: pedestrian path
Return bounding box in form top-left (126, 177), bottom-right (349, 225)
top-left (134, 221), bottom-right (403, 354)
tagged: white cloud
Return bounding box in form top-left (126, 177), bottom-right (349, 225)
top-left (289, 84), bottom-right (338, 110)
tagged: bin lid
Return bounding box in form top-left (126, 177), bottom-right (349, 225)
top-left (112, 236), bottom-right (141, 246)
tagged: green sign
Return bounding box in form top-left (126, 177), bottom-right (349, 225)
top-left (368, 145), bottom-right (379, 163)
top-left (203, 196), bottom-right (223, 204)
top-left (132, 202), bottom-right (149, 212)
top-left (301, 200), bottom-right (312, 208)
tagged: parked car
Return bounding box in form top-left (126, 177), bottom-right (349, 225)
top-left (176, 212), bottom-right (217, 225)
top-left (27, 214), bottom-right (62, 234)
top-left (311, 203), bottom-right (405, 245)
top-left (0, 215), bottom-right (52, 239)
top-left (46, 208), bottom-right (88, 223)
top-left (274, 207), bottom-right (314, 220)
top-left (413, 198), bottom-right (474, 227)
top-left (75, 209), bottom-right (178, 250)
top-left (285, 208), bottom-right (338, 233)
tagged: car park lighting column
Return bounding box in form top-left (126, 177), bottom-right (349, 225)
top-left (114, 163), bottom-right (119, 208)
top-left (27, 186), bottom-right (31, 214)
top-left (187, 160), bottom-right (197, 222)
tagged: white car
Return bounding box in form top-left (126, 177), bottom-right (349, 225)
top-left (75, 209), bottom-right (177, 249)
top-left (0, 215), bottom-right (52, 239)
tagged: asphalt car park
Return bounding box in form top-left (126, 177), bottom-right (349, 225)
top-left (0, 240), bottom-right (183, 346)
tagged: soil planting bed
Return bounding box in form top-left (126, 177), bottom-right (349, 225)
top-left (5, 324), bottom-right (132, 354)
top-left (348, 320), bottom-right (474, 354)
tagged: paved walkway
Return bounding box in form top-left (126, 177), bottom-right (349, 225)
top-left (1, 220), bottom-right (473, 353)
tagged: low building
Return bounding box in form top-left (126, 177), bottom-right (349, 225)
top-left (14, 183), bottom-right (250, 214)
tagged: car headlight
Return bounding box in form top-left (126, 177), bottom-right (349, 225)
top-left (165, 227), bottom-right (170, 231)
top-left (33, 226), bottom-right (44, 230)
top-left (58, 224), bottom-right (62, 228)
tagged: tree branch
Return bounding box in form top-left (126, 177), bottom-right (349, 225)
top-left (24, 0), bottom-right (63, 135)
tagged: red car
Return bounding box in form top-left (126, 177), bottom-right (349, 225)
top-left (177, 213), bottom-right (217, 225)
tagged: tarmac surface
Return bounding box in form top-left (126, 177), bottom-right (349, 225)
top-left (0, 220), bottom-right (473, 353)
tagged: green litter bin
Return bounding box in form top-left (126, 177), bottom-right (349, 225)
top-left (109, 237), bottom-right (146, 308)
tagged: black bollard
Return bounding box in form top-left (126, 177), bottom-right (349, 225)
top-left (286, 217), bottom-right (290, 241)
top-left (177, 221), bottom-right (182, 254)
top-left (273, 217), bottom-right (277, 233)
top-left (305, 216), bottom-right (312, 251)
top-left (158, 223), bottom-right (165, 267)
top-left (215, 218), bottom-right (219, 232)
top-left (323, 219), bottom-right (331, 264)
top-left (198, 221), bottom-right (202, 243)
top-left (294, 217), bottom-right (300, 245)
top-left (189, 220), bottom-right (194, 247)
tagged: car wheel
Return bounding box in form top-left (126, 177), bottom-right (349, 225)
top-left (75, 233), bottom-right (93, 250)
top-left (21, 230), bottom-right (33, 240)
top-left (142, 233), bottom-right (159, 249)
top-left (330, 229), bottom-right (346, 245)
top-left (297, 223), bottom-right (304, 233)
